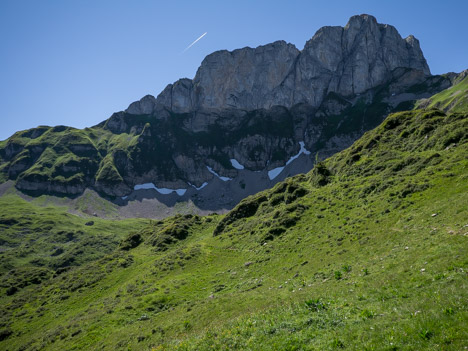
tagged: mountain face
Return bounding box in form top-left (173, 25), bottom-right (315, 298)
top-left (127, 14), bottom-right (430, 114)
top-left (0, 14), bottom-right (460, 210)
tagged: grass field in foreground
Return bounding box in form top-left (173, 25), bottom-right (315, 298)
top-left (0, 108), bottom-right (467, 350)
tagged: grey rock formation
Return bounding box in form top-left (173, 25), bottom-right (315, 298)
top-left (126, 95), bottom-right (157, 115)
top-left (126, 14), bottom-right (430, 115)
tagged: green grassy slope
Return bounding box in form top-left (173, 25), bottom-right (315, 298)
top-left (0, 124), bottom-right (142, 196)
top-left (0, 106), bottom-right (466, 350)
top-left (0, 192), bottom-right (149, 295)
top-left (418, 74), bottom-right (468, 112)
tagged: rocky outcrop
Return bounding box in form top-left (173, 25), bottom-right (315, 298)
top-left (126, 14), bottom-right (430, 115)
top-left (126, 95), bottom-right (157, 115)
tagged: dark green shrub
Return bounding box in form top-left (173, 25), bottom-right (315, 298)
top-left (304, 298), bottom-right (327, 312)
top-left (119, 233), bottom-right (143, 251)
top-left (342, 264), bottom-right (352, 273)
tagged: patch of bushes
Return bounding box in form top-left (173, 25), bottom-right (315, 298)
top-left (263, 226), bottom-right (286, 241)
top-left (304, 298), bottom-right (327, 312)
top-left (382, 112), bottom-right (411, 130)
top-left (213, 195), bottom-right (268, 236)
top-left (268, 179), bottom-right (309, 206)
top-left (146, 215), bottom-right (200, 250)
top-left (0, 328), bottom-right (13, 341)
top-left (120, 233), bottom-right (143, 251)
top-left (398, 183), bottom-right (430, 198)
top-left (149, 224), bottom-right (189, 251)
top-left (1, 267), bottom-right (52, 295)
top-left (310, 162), bottom-right (331, 187)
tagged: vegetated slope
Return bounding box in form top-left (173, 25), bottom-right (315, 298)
top-left (0, 191), bottom-right (149, 295)
top-left (418, 72), bottom-right (468, 112)
top-left (1, 102), bottom-right (466, 350)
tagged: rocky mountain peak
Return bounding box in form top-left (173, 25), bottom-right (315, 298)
top-left (345, 13), bottom-right (378, 28)
top-left (126, 94), bottom-right (157, 115)
top-left (126, 14), bottom-right (430, 116)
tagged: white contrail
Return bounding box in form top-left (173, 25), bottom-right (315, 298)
top-left (182, 32), bottom-right (207, 53)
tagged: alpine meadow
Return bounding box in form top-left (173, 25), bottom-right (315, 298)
top-left (0, 13), bottom-right (467, 351)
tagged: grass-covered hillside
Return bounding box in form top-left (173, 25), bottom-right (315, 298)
top-left (418, 73), bottom-right (468, 113)
top-left (0, 190), bottom-right (149, 289)
top-left (0, 102), bottom-right (467, 350)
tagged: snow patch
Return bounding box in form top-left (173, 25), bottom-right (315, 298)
top-left (207, 166), bottom-right (232, 181)
top-left (175, 189), bottom-right (187, 196)
top-left (268, 167), bottom-right (285, 180)
top-left (299, 141), bottom-right (311, 155)
top-left (188, 182), bottom-right (208, 190)
top-left (134, 183), bottom-right (186, 196)
top-left (134, 183), bottom-right (157, 190)
top-left (194, 182), bottom-right (208, 190)
top-left (154, 187), bottom-right (173, 195)
top-left (121, 196), bottom-right (128, 200)
top-left (230, 159), bottom-right (244, 170)
top-left (286, 141), bottom-right (311, 166)
top-left (268, 142), bottom-right (311, 180)
top-left (189, 182), bottom-right (208, 190)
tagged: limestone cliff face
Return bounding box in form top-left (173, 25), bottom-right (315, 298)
top-left (127, 14), bottom-right (430, 115)
top-left (0, 15), bottom-right (456, 209)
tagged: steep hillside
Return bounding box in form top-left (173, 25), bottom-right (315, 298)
top-left (0, 15), bottom-right (459, 212)
top-left (418, 72), bottom-right (468, 112)
top-left (1, 103), bottom-right (466, 350)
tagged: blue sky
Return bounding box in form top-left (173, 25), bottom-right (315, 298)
top-left (1, 0), bottom-right (467, 140)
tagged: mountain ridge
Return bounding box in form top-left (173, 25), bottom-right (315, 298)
top-left (126, 14), bottom-right (430, 115)
top-left (0, 14), bottom-right (463, 214)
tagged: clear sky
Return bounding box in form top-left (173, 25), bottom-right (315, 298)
top-left (1, 0), bottom-right (467, 141)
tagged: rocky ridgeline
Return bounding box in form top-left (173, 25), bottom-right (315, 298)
top-left (0, 15), bottom-right (460, 209)
top-left (127, 14), bottom-right (429, 114)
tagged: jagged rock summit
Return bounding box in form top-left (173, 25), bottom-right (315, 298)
top-left (0, 14), bottom-right (461, 212)
top-left (127, 14), bottom-right (430, 115)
